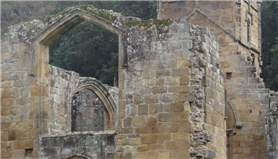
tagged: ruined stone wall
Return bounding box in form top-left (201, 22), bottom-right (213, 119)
top-left (1, 18), bottom-right (119, 158)
top-left (266, 94), bottom-right (278, 159)
top-left (116, 20), bottom-right (225, 159)
top-left (161, 1), bottom-right (267, 158)
top-left (2, 4), bottom-right (225, 159)
top-left (48, 65), bottom-right (79, 134)
top-left (39, 131), bottom-right (116, 159)
top-left (1, 20), bottom-right (46, 158)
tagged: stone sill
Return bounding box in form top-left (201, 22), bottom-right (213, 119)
top-left (40, 130), bottom-right (117, 138)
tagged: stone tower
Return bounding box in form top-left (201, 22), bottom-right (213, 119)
top-left (159, 0), bottom-right (268, 159)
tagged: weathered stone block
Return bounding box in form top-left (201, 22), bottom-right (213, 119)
top-left (138, 104), bottom-right (148, 115)
top-left (158, 113), bottom-right (170, 122)
top-left (141, 134), bottom-right (158, 144)
top-left (1, 98), bottom-right (12, 106)
top-left (166, 122), bottom-right (179, 132)
top-left (137, 144), bottom-right (150, 152)
top-left (170, 150), bottom-right (190, 158)
top-left (172, 132), bottom-right (190, 141)
top-left (172, 68), bottom-right (191, 76)
top-left (127, 138), bottom-right (140, 145)
top-left (158, 151), bottom-right (169, 158)
top-left (144, 95), bottom-right (159, 104)
top-left (145, 116), bottom-right (158, 126)
top-left (165, 76), bottom-right (179, 85)
top-left (168, 86), bottom-right (189, 93)
top-left (135, 127), bottom-right (154, 134)
top-left (159, 94), bottom-right (174, 102)
top-left (158, 134), bottom-right (171, 143)
top-left (131, 116), bottom-right (145, 127)
top-left (1, 131), bottom-right (9, 141)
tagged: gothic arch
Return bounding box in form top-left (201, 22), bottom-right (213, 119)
top-left (64, 154), bottom-right (92, 159)
top-left (71, 77), bottom-right (117, 129)
top-left (32, 5), bottom-right (125, 134)
top-left (32, 5), bottom-right (125, 78)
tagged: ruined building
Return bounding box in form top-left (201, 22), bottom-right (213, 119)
top-left (1, 1), bottom-right (278, 159)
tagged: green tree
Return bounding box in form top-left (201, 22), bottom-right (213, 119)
top-left (49, 2), bottom-right (157, 85)
top-left (261, 1), bottom-right (278, 90)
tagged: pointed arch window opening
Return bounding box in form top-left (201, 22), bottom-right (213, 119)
top-left (71, 89), bottom-right (106, 132)
top-left (34, 9), bottom-right (123, 135)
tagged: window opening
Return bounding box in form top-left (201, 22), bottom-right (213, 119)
top-left (226, 72), bottom-right (232, 79)
top-left (49, 21), bottom-right (118, 86)
top-left (71, 89), bottom-right (105, 132)
top-left (48, 20), bottom-right (118, 133)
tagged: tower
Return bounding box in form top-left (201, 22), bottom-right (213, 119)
top-left (159, 1), bottom-right (267, 159)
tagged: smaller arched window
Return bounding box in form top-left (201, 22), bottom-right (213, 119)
top-left (71, 78), bottom-right (117, 132)
top-left (71, 89), bottom-right (106, 132)
top-left (66, 154), bottom-right (92, 159)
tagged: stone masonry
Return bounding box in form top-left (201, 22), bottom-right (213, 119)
top-left (1, 1), bottom-right (277, 159)
top-left (159, 1), bottom-right (274, 159)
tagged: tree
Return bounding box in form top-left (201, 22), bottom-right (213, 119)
top-left (261, 1), bottom-right (278, 90)
top-left (49, 2), bottom-right (157, 85)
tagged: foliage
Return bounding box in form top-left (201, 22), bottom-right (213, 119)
top-left (261, 1), bottom-right (278, 90)
top-left (1, 1), bottom-right (156, 85)
top-left (48, 2), bottom-right (157, 85)
top-left (49, 21), bottom-right (118, 85)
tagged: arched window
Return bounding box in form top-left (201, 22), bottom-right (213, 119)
top-left (70, 78), bottom-right (117, 131)
top-left (33, 6), bottom-right (122, 134)
top-left (66, 154), bottom-right (91, 159)
top-left (71, 89), bottom-right (105, 132)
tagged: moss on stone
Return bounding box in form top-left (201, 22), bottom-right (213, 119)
top-left (78, 5), bottom-right (118, 24)
top-left (43, 5), bottom-right (118, 25)
top-left (125, 19), bottom-right (173, 29)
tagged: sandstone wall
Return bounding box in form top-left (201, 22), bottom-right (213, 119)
top-left (224, 48), bottom-right (269, 159)
top-left (160, 0), bottom-right (261, 50)
top-left (161, 1), bottom-right (237, 41)
top-left (116, 20), bottom-right (225, 159)
top-left (161, 1), bottom-right (267, 158)
top-left (2, 4), bottom-right (225, 159)
top-left (1, 20), bottom-right (45, 158)
top-left (239, 1), bottom-right (261, 50)
top-left (48, 65), bottom-right (80, 134)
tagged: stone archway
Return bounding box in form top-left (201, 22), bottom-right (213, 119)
top-left (71, 77), bottom-right (117, 130)
top-left (32, 5), bottom-right (124, 134)
top-left (226, 96), bottom-right (243, 159)
top-left (33, 5), bottom-right (124, 78)
top-left (65, 154), bottom-right (92, 159)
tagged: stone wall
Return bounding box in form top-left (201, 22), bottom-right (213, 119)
top-left (1, 19), bottom-right (45, 158)
top-left (160, 1), bottom-right (267, 158)
top-left (238, 0), bottom-right (261, 50)
top-left (160, 0), bottom-right (261, 50)
top-left (39, 131), bottom-right (116, 159)
top-left (48, 65), bottom-right (79, 134)
top-left (116, 20), bottom-right (225, 159)
top-left (2, 4), bottom-right (225, 159)
top-left (266, 94), bottom-right (278, 159)
top-left (161, 1), bottom-right (237, 41)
